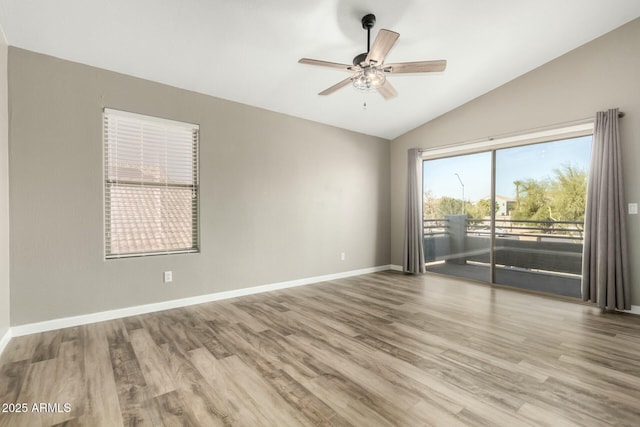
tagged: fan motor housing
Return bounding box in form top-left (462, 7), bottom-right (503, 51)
top-left (352, 52), bottom-right (368, 66)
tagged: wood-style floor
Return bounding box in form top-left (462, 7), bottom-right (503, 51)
top-left (1, 271), bottom-right (640, 426)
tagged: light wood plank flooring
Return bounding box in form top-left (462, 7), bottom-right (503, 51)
top-left (1, 271), bottom-right (640, 426)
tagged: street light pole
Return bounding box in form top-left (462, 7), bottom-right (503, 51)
top-left (454, 173), bottom-right (465, 215)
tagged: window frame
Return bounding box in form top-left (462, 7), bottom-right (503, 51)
top-left (419, 122), bottom-right (594, 161)
top-left (103, 108), bottom-right (200, 259)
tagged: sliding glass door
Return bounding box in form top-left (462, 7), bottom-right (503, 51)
top-left (422, 135), bottom-right (592, 298)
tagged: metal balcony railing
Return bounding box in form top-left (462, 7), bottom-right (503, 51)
top-left (424, 217), bottom-right (584, 242)
top-left (423, 215), bottom-right (585, 275)
top-left (423, 218), bottom-right (448, 236)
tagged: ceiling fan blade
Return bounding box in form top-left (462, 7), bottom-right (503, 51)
top-left (299, 58), bottom-right (355, 71)
top-left (319, 77), bottom-right (353, 95)
top-left (365, 29), bottom-right (399, 65)
top-left (377, 80), bottom-right (397, 100)
top-left (384, 60), bottom-right (447, 74)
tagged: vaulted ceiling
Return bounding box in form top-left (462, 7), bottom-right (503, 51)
top-left (1, 0), bottom-right (639, 139)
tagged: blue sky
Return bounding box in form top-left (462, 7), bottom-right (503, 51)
top-left (422, 136), bottom-right (592, 202)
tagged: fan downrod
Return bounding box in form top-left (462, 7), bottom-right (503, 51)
top-left (353, 14), bottom-right (376, 66)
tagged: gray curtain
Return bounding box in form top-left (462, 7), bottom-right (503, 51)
top-left (403, 148), bottom-right (425, 274)
top-left (582, 108), bottom-right (630, 310)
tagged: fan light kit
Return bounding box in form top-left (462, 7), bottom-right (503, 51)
top-left (299, 14), bottom-right (447, 99)
top-left (352, 66), bottom-right (386, 91)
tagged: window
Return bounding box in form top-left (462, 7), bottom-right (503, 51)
top-left (103, 109), bottom-right (199, 258)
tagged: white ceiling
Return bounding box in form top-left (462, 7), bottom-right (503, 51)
top-left (1, 1), bottom-right (639, 140)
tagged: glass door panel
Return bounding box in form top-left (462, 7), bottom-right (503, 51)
top-left (494, 136), bottom-right (592, 297)
top-left (423, 152), bottom-right (492, 283)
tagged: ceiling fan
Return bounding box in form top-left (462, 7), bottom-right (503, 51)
top-left (299, 14), bottom-right (447, 99)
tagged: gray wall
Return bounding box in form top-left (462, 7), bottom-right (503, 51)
top-left (391, 18), bottom-right (640, 305)
top-left (0, 32), bottom-right (9, 337)
top-left (8, 48), bottom-right (390, 326)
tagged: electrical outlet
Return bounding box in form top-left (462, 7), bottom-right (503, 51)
top-left (341, 252), bottom-right (346, 261)
top-left (164, 271), bottom-right (173, 283)
top-left (629, 203), bottom-right (638, 215)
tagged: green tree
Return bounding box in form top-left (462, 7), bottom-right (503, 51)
top-left (437, 197), bottom-right (464, 217)
top-left (549, 164), bottom-right (587, 222)
top-left (473, 199), bottom-right (499, 218)
top-left (423, 190), bottom-right (438, 219)
top-left (464, 202), bottom-right (481, 219)
top-left (511, 179), bottom-right (551, 223)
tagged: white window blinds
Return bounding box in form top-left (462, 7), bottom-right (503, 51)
top-left (103, 109), bottom-right (199, 258)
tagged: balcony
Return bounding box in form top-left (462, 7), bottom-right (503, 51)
top-left (424, 215), bottom-right (583, 298)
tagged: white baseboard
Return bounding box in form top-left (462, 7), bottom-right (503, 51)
top-left (11, 265), bottom-right (392, 337)
top-left (6, 265), bottom-right (639, 342)
top-left (624, 305), bottom-right (640, 315)
top-left (0, 328), bottom-right (11, 357)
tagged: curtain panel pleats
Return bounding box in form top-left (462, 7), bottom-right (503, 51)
top-left (404, 148), bottom-right (426, 274)
top-left (582, 108), bottom-right (630, 310)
